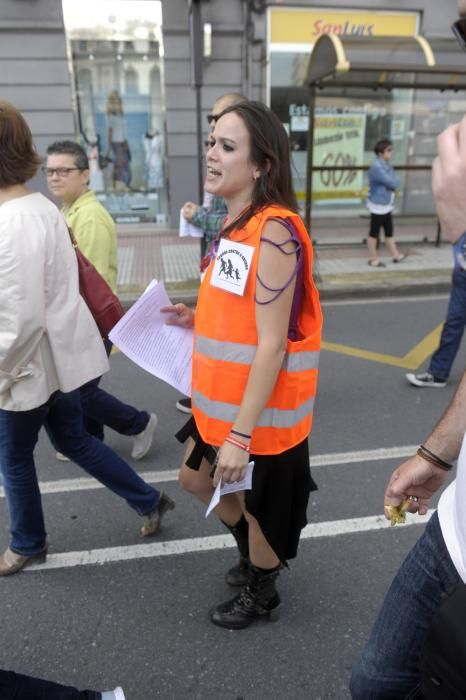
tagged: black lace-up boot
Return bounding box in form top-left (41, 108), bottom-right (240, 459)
top-left (222, 516), bottom-right (250, 586)
top-left (210, 563), bottom-right (281, 629)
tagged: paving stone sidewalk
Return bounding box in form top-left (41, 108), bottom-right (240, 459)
top-left (115, 225), bottom-right (453, 306)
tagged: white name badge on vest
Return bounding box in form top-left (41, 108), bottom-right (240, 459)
top-left (210, 238), bottom-right (254, 296)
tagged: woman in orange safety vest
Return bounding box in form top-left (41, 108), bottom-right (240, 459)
top-left (162, 101), bottom-right (322, 629)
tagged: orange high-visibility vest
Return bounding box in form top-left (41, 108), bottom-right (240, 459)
top-left (192, 204), bottom-right (322, 455)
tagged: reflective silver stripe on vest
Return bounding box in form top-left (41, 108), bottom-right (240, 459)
top-left (196, 334), bottom-right (257, 365)
top-left (195, 334), bottom-right (319, 372)
top-left (193, 390), bottom-right (315, 429)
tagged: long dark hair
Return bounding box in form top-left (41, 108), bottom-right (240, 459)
top-left (217, 101), bottom-right (299, 237)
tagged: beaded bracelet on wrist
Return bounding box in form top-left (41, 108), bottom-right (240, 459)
top-left (224, 436), bottom-right (250, 452)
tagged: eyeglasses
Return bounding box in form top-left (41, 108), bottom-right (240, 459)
top-left (452, 17), bottom-right (466, 50)
top-left (206, 113), bottom-right (220, 125)
top-left (41, 167), bottom-right (83, 178)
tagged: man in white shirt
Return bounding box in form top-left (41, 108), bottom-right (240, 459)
top-left (351, 8), bottom-right (466, 693)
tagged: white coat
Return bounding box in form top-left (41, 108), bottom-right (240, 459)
top-left (0, 193), bottom-right (109, 411)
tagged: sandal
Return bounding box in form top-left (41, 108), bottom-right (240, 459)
top-left (393, 254), bottom-right (406, 263)
top-left (368, 260), bottom-right (386, 268)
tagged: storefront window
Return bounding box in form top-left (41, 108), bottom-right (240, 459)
top-left (273, 83), bottom-right (415, 213)
top-left (62, 0), bottom-right (167, 223)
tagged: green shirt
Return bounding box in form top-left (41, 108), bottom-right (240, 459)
top-left (63, 190), bottom-right (118, 292)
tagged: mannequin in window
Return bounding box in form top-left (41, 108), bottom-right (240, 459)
top-left (142, 129), bottom-right (163, 192)
top-left (106, 90), bottom-right (131, 190)
top-left (82, 127), bottom-right (104, 192)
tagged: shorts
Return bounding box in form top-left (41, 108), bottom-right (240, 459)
top-left (369, 212), bottom-right (393, 238)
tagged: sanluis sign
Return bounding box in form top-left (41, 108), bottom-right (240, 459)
top-left (269, 8), bottom-right (419, 45)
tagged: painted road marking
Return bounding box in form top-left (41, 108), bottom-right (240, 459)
top-left (0, 445), bottom-right (418, 498)
top-left (24, 510), bottom-right (433, 573)
top-left (322, 294), bottom-right (448, 307)
top-left (322, 322), bottom-right (443, 369)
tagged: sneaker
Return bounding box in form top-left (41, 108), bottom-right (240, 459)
top-left (101, 688), bottom-right (126, 700)
top-left (176, 397), bottom-right (192, 414)
top-left (131, 413), bottom-right (158, 460)
top-left (141, 492), bottom-right (176, 537)
top-left (56, 451), bottom-right (70, 462)
top-left (406, 371), bottom-right (446, 388)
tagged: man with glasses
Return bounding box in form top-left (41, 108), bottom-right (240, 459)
top-left (351, 6), bottom-right (466, 696)
top-left (44, 141), bottom-right (158, 460)
top-left (177, 92), bottom-right (247, 415)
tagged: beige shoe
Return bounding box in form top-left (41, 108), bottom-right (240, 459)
top-left (141, 492), bottom-right (176, 537)
top-left (0, 546), bottom-right (47, 576)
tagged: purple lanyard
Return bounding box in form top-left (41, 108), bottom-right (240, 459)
top-left (255, 217), bottom-right (303, 341)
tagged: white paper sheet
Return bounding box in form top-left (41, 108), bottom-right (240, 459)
top-left (109, 280), bottom-right (193, 396)
top-left (179, 208), bottom-right (203, 238)
top-left (205, 461), bottom-right (255, 517)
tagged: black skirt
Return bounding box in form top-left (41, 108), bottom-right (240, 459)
top-left (175, 417), bottom-right (317, 563)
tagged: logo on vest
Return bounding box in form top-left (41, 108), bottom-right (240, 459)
top-left (210, 238), bottom-right (254, 296)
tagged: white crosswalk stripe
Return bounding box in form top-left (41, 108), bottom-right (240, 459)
top-left (0, 444), bottom-right (426, 573)
top-left (24, 510), bottom-right (432, 573)
top-left (0, 445), bottom-right (418, 498)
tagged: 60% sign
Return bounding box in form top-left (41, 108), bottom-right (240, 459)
top-left (318, 152), bottom-right (358, 188)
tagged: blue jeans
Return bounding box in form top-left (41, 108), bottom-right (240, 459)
top-left (0, 390), bottom-right (159, 556)
top-left (429, 269), bottom-right (466, 380)
top-left (350, 512), bottom-right (461, 699)
top-left (80, 340), bottom-right (149, 441)
top-left (0, 670), bottom-right (100, 700)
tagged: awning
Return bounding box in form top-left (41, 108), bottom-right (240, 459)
top-left (305, 34), bottom-right (466, 91)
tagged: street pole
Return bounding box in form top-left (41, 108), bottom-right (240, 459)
top-left (189, 0), bottom-right (204, 204)
top-left (305, 87), bottom-right (316, 234)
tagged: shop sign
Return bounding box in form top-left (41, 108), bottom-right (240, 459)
top-left (270, 8), bottom-right (419, 45)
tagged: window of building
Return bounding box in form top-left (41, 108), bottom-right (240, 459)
top-left (62, 0), bottom-right (168, 223)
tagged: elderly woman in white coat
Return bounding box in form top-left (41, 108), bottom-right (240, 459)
top-left (0, 101), bottom-right (173, 576)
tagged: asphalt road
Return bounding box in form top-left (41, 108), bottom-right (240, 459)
top-left (0, 293), bottom-right (462, 700)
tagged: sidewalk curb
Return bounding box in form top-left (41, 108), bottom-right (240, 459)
top-left (316, 268), bottom-right (452, 299)
top-left (119, 277), bottom-right (451, 310)
top-left (317, 279), bottom-right (451, 301)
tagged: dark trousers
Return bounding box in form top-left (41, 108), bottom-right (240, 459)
top-left (80, 340), bottom-right (149, 441)
top-left (429, 269), bottom-right (466, 380)
top-left (0, 670), bottom-right (100, 700)
top-left (0, 389), bottom-right (159, 555)
top-left (350, 512), bottom-right (460, 699)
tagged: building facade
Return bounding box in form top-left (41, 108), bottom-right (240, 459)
top-left (0, 0), bottom-right (461, 226)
